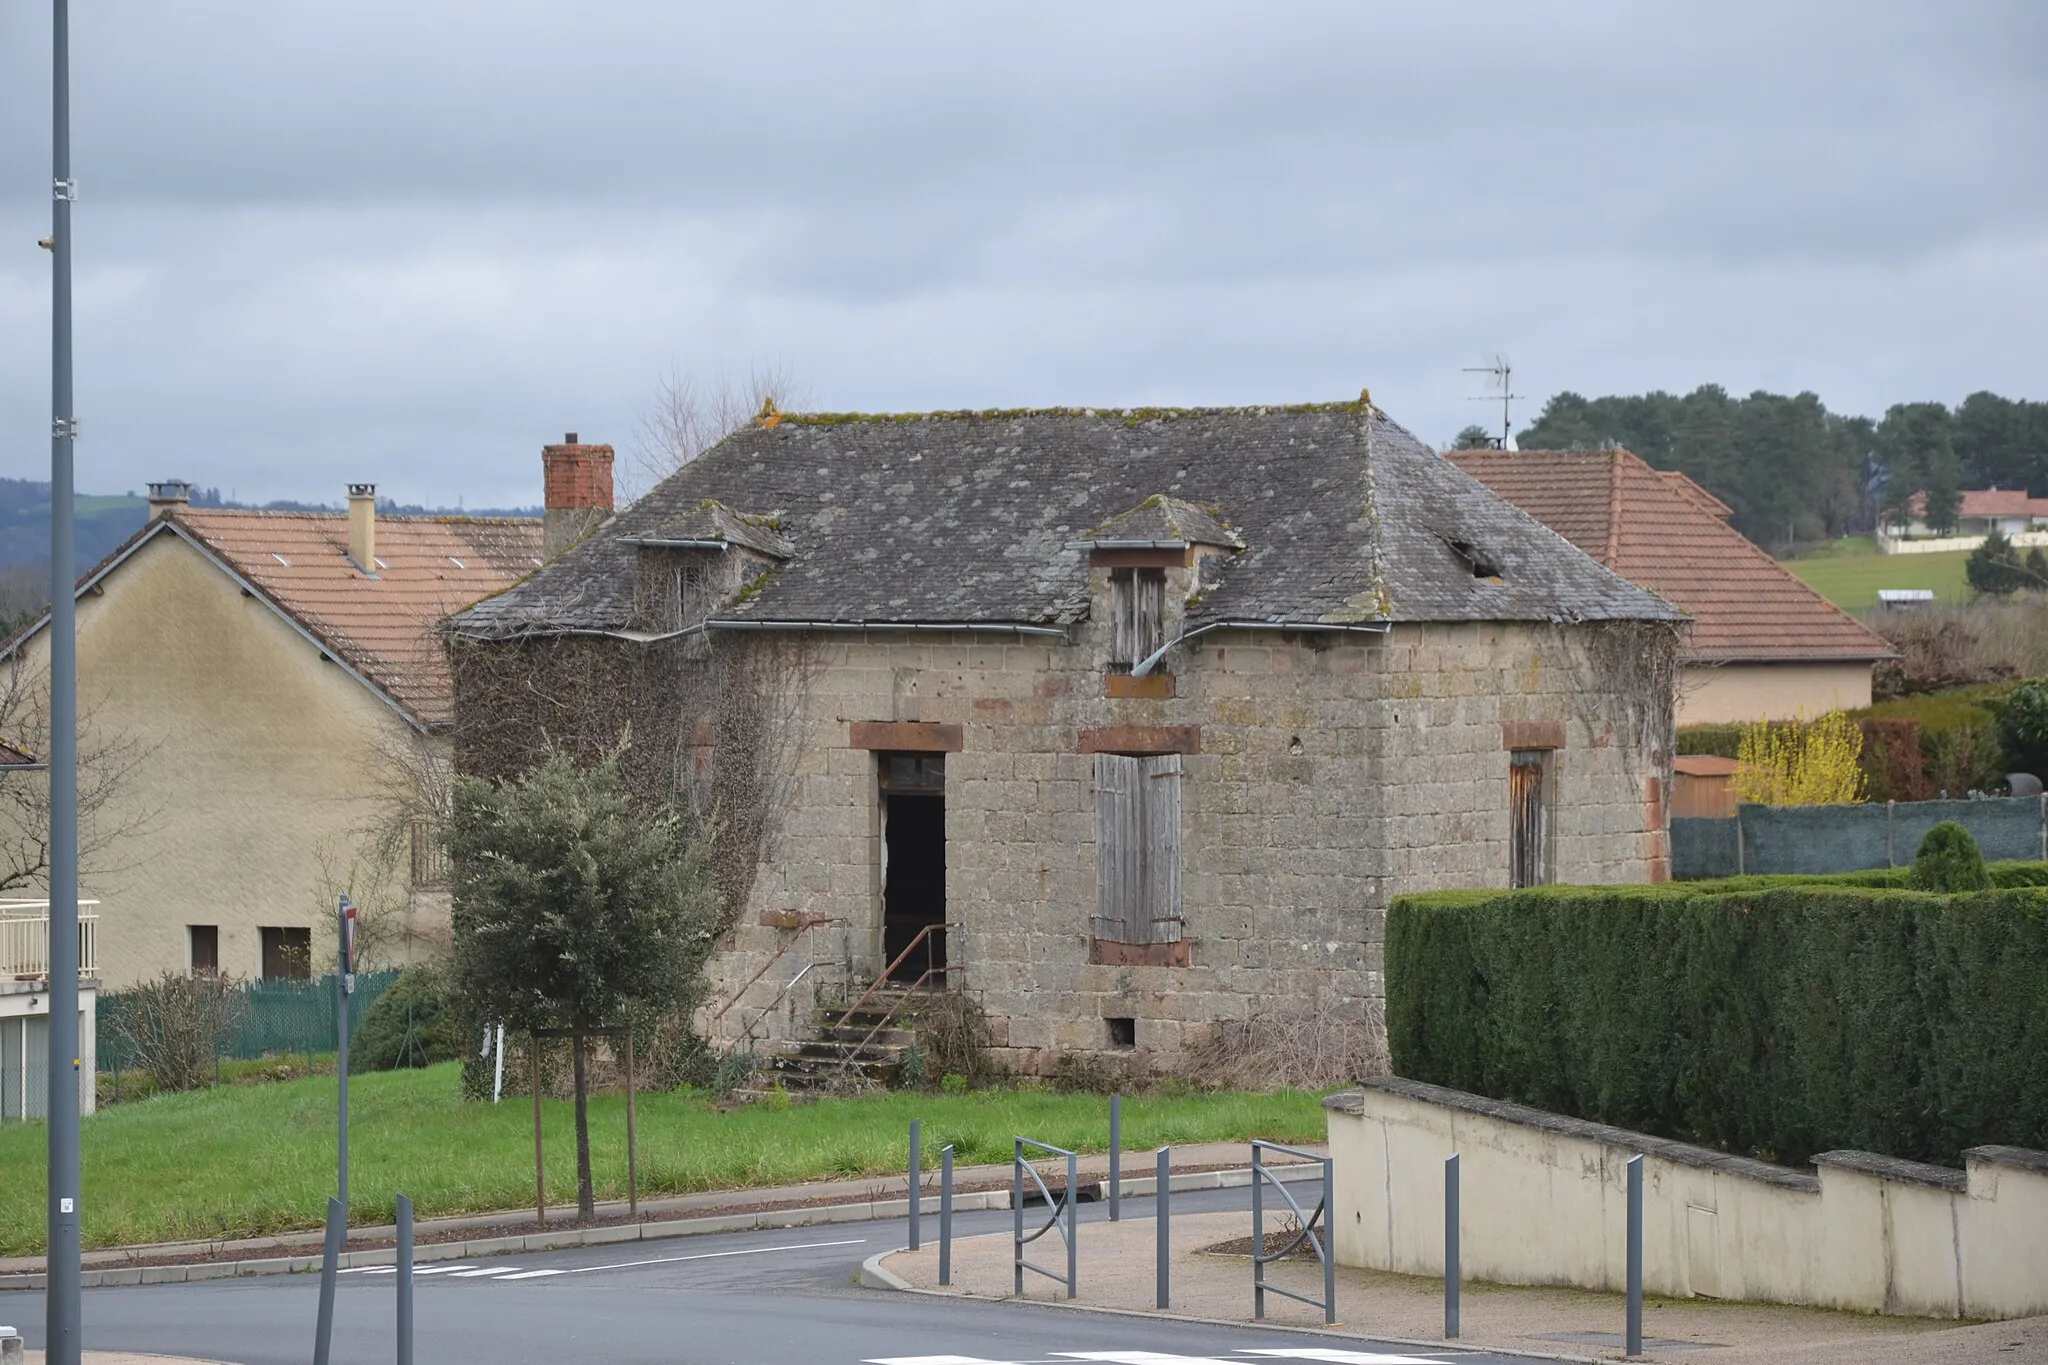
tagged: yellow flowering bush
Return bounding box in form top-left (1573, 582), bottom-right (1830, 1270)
top-left (1732, 710), bottom-right (1867, 807)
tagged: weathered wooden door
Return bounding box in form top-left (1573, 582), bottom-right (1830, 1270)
top-left (1510, 749), bottom-right (1549, 888)
top-left (1094, 753), bottom-right (1182, 944)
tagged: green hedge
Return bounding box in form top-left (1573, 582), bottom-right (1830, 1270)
top-left (1676, 860), bottom-right (2048, 894)
top-left (1386, 885), bottom-right (2048, 1165)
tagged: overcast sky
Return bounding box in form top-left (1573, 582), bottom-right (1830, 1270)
top-left (0, 2), bottom-right (2042, 508)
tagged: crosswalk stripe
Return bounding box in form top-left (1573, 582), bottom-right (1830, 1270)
top-left (409, 1264), bottom-right (478, 1276)
top-left (1239, 1351), bottom-right (1446, 1364)
top-left (494, 1268), bottom-right (565, 1280)
top-left (1054, 1352), bottom-right (1243, 1365)
top-left (446, 1266), bottom-right (518, 1278)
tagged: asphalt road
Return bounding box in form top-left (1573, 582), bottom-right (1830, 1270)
top-left (1, 1189), bottom-right (1544, 1365)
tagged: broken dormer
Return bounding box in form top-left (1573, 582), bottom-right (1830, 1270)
top-left (620, 500), bottom-right (793, 635)
top-left (1074, 496), bottom-right (1245, 677)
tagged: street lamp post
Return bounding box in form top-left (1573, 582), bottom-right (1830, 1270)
top-left (46, 0), bottom-right (85, 1360)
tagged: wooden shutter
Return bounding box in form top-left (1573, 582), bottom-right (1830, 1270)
top-left (1109, 568), bottom-right (1167, 670)
top-left (1510, 749), bottom-right (1549, 888)
top-left (1139, 753), bottom-right (1183, 943)
top-left (1095, 754), bottom-right (1140, 942)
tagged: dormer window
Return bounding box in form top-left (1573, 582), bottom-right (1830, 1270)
top-left (1110, 567), bottom-right (1166, 671)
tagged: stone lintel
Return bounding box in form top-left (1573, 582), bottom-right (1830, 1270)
top-left (848, 721), bottom-right (964, 753)
top-left (1502, 720), bottom-right (1566, 751)
top-left (1079, 724), bottom-right (1201, 755)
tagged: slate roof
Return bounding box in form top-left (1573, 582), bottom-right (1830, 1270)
top-left (452, 403), bottom-right (1677, 638)
top-left (1448, 447), bottom-right (1892, 665)
top-left (1078, 496), bottom-right (1244, 550)
top-left (622, 499), bottom-right (794, 559)
top-left (3, 510), bottom-right (543, 727)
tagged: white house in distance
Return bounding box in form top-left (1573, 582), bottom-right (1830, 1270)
top-left (1881, 488), bottom-right (2048, 555)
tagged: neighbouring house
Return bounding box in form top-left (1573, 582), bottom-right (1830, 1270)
top-left (448, 398), bottom-right (1683, 1073)
top-left (1881, 488), bottom-right (2048, 554)
top-left (1449, 447), bottom-right (1893, 726)
top-left (0, 462), bottom-right (578, 989)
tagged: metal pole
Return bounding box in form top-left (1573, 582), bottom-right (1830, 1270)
top-left (908, 1118), bottom-right (922, 1251)
top-left (1322, 1153), bottom-right (1336, 1325)
top-left (396, 1193), bottom-right (414, 1365)
top-left (1626, 1154), bottom-right (1644, 1357)
top-left (44, 2), bottom-right (82, 1356)
top-left (1064, 1148), bottom-right (1077, 1299)
top-left (1108, 1093), bottom-right (1121, 1222)
top-left (1445, 1152), bottom-right (1461, 1338)
top-left (1252, 1144), bottom-right (1265, 1319)
top-left (337, 896), bottom-right (352, 1214)
top-left (624, 1027), bottom-right (638, 1220)
top-left (938, 1145), bottom-right (953, 1286)
top-left (312, 1197), bottom-right (344, 1365)
top-left (1012, 1139), bottom-right (1023, 1296)
top-left (532, 1043), bottom-right (545, 1227)
top-left (1155, 1146), bottom-right (1170, 1310)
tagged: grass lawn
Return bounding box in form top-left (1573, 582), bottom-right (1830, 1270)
top-left (0, 1064), bottom-right (1328, 1256)
top-left (1781, 542), bottom-right (1973, 611)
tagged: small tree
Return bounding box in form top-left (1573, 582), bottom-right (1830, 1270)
top-left (448, 748), bottom-right (720, 1219)
top-left (1966, 529), bottom-right (2036, 597)
top-left (107, 971), bottom-right (247, 1094)
top-left (1996, 680), bottom-right (2048, 779)
top-left (1909, 821), bottom-right (1989, 893)
top-left (1451, 424), bottom-right (1497, 450)
top-left (1732, 711), bottom-right (1866, 806)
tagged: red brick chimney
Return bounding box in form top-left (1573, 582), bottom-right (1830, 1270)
top-left (542, 432), bottom-right (614, 558)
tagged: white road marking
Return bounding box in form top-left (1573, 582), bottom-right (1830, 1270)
top-left (1239, 1351), bottom-right (1447, 1364)
top-left (494, 1268), bottom-right (565, 1280)
top-left (446, 1266), bottom-right (521, 1278)
top-left (1055, 1353), bottom-right (1244, 1365)
top-left (495, 1236), bottom-right (868, 1280)
top-left (866, 1358), bottom-right (1009, 1365)
top-left (409, 1264), bottom-right (479, 1276)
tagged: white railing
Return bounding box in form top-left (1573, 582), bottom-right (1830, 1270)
top-left (0, 902), bottom-right (99, 979)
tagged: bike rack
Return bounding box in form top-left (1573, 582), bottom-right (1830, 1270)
top-left (1251, 1139), bottom-right (1335, 1324)
top-left (1013, 1136), bottom-right (1078, 1298)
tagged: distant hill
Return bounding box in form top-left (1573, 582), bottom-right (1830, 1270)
top-left (0, 479), bottom-right (541, 575)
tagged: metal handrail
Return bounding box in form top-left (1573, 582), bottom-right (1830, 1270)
top-left (708, 915), bottom-right (838, 1024)
top-left (1013, 1137), bottom-right (1078, 1298)
top-left (832, 964), bottom-right (940, 1078)
top-left (831, 920), bottom-right (953, 1030)
top-left (1251, 1139), bottom-right (1335, 1324)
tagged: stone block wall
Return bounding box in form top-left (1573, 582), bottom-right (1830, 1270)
top-left (706, 586), bottom-right (1670, 1074)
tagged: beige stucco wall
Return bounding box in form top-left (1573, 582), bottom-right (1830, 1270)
top-left (1327, 1081), bottom-right (2048, 1320)
top-left (1679, 661), bottom-right (1874, 725)
top-left (705, 560), bottom-right (1668, 1071)
top-left (1, 532), bottom-right (449, 990)
top-left (0, 980), bottom-right (96, 1118)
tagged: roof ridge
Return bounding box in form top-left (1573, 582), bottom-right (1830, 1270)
top-left (780, 400), bottom-right (1369, 428)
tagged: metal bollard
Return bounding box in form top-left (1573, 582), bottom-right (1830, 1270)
top-left (908, 1118), bottom-right (922, 1251)
top-left (939, 1145), bottom-right (954, 1286)
top-left (1109, 1093), bottom-right (1122, 1221)
top-left (1155, 1145), bottom-right (1171, 1309)
top-left (1064, 1147), bottom-right (1078, 1299)
top-left (1444, 1153), bottom-right (1460, 1339)
top-left (1322, 1150), bottom-right (1336, 1325)
top-left (1626, 1154), bottom-right (1644, 1357)
top-left (1012, 1138), bottom-right (1024, 1297)
top-left (312, 1196), bottom-right (345, 1365)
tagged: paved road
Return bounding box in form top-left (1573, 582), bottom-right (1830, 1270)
top-left (1, 1190), bottom-right (1543, 1365)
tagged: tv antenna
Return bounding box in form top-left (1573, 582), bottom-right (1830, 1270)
top-left (1463, 355), bottom-right (1522, 449)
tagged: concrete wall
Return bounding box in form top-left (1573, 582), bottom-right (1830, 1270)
top-left (0, 980), bottom-right (95, 1119)
top-left (1327, 1077), bottom-right (2048, 1320)
top-left (706, 566), bottom-right (1668, 1071)
top-left (1678, 661), bottom-right (1874, 725)
top-left (1, 533), bottom-right (449, 989)
top-left (1880, 529), bottom-right (2048, 554)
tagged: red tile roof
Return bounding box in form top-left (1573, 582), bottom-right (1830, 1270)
top-left (1447, 448), bottom-right (1891, 664)
top-left (1900, 488), bottom-right (2048, 520)
top-left (171, 510), bottom-right (543, 726)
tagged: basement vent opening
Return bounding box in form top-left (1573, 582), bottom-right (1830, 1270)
top-left (1106, 1017), bottom-right (1136, 1049)
top-left (1444, 537), bottom-right (1502, 579)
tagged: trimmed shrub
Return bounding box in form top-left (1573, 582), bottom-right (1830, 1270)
top-left (352, 965), bottom-right (465, 1071)
top-left (1857, 716), bottom-right (1930, 803)
top-left (1677, 725), bottom-right (1744, 760)
top-left (1386, 884), bottom-right (2048, 1164)
top-left (1911, 821), bottom-right (1990, 893)
top-left (1997, 680), bottom-right (2048, 780)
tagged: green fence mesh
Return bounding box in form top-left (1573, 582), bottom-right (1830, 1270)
top-left (97, 970), bottom-right (399, 1072)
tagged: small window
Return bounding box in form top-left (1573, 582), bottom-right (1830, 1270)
top-left (260, 926), bottom-right (313, 981)
top-left (1106, 1017), bottom-right (1137, 1049)
top-left (1510, 750), bottom-right (1551, 888)
top-left (1094, 753), bottom-right (1183, 945)
top-left (188, 925), bottom-right (219, 977)
top-left (410, 818), bottom-right (447, 889)
top-left (878, 753), bottom-right (946, 794)
top-left (1109, 567), bottom-right (1167, 671)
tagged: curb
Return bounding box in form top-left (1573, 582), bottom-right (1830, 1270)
top-left (855, 1257), bottom-right (1602, 1365)
top-left (0, 1162), bottom-right (1321, 1293)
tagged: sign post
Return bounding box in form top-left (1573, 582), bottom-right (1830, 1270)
top-left (337, 895), bottom-right (356, 1213)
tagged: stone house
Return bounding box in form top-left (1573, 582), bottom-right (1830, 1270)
top-left (449, 399), bottom-right (1682, 1073)
top-left (0, 465), bottom-right (602, 987)
top-left (1449, 447), bottom-right (1893, 725)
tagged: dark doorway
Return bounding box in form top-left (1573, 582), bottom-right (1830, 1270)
top-left (880, 753), bottom-right (947, 984)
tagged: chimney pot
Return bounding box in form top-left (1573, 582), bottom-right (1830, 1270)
top-left (565, 432), bottom-right (578, 444)
top-left (541, 435), bottom-right (615, 558)
top-left (347, 483), bottom-right (377, 574)
top-left (146, 480), bottom-right (192, 521)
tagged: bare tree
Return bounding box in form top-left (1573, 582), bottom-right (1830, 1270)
top-left (0, 667), bottom-right (156, 895)
top-left (625, 361), bottom-right (807, 501)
